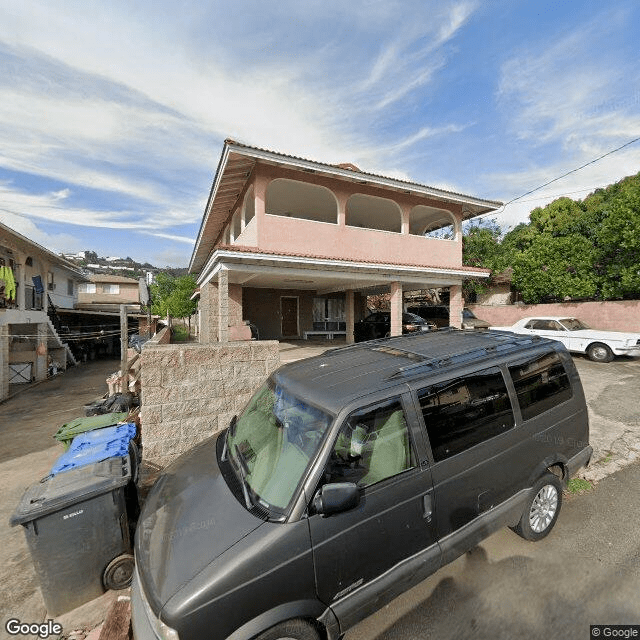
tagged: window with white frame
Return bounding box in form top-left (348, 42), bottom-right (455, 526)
top-left (79, 283), bottom-right (97, 294)
top-left (102, 284), bottom-right (120, 294)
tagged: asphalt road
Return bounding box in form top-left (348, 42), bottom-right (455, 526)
top-left (345, 459), bottom-right (640, 640)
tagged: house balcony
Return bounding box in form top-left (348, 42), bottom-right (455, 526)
top-left (256, 214), bottom-right (462, 269)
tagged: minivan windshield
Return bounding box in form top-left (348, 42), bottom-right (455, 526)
top-left (225, 380), bottom-right (332, 513)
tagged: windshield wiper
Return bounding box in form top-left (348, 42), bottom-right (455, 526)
top-left (233, 444), bottom-right (255, 510)
top-left (221, 416), bottom-right (237, 462)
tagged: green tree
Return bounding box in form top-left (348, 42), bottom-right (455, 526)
top-left (592, 182), bottom-right (640, 298)
top-left (462, 219), bottom-right (505, 299)
top-left (150, 273), bottom-right (198, 321)
top-left (511, 235), bottom-right (598, 303)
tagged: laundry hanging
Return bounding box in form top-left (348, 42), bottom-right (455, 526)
top-left (0, 266), bottom-right (16, 300)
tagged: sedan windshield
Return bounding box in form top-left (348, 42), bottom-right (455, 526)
top-left (226, 381), bottom-right (332, 513)
top-left (561, 318), bottom-right (590, 331)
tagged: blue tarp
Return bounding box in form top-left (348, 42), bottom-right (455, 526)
top-left (50, 423), bottom-right (136, 475)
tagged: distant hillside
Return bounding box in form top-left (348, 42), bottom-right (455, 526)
top-left (62, 250), bottom-right (188, 278)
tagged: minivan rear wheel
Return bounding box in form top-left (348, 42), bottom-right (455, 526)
top-left (511, 473), bottom-right (562, 541)
top-left (254, 619), bottom-right (320, 640)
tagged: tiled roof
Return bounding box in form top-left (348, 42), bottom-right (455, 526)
top-left (224, 139), bottom-right (504, 208)
top-left (89, 274), bottom-right (139, 283)
top-left (215, 243), bottom-right (491, 275)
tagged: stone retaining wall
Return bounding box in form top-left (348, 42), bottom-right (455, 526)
top-left (139, 339), bottom-right (280, 484)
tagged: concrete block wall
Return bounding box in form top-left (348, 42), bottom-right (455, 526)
top-left (139, 339), bottom-right (280, 485)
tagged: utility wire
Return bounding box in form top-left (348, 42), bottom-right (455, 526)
top-left (499, 135), bottom-right (640, 210)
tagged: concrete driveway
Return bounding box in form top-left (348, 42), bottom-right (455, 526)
top-left (572, 356), bottom-right (640, 482)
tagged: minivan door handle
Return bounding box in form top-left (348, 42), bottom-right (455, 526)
top-left (422, 493), bottom-right (433, 522)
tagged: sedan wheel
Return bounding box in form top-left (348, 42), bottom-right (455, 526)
top-left (587, 342), bottom-right (613, 363)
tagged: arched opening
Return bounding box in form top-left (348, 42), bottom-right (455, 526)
top-left (232, 210), bottom-right (241, 241)
top-left (345, 194), bottom-right (402, 233)
top-left (409, 205), bottom-right (457, 240)
top-left (243, 186), bottom-right (255, 225)
top-left (266, 179), bottom-right (337, 223)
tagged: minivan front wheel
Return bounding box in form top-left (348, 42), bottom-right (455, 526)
top-left (254, 619), bottom-right (320, 640)
top-left (512, 473), bottom-right (562, 541)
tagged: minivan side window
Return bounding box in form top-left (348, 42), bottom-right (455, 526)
top-left (326, 398), bottom-right (416, 488)
top-left (418, 368), bottom-right (515, 462)
top-left (508, 351), bottom-right (573, 421)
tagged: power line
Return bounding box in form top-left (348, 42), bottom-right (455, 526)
top-left (499, 135), bottom-right (640, 210)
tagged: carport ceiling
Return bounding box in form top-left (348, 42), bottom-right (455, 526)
top-left (224, 262), bottom-right (467, 295)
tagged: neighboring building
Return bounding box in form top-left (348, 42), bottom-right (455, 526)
top-left (474, 268), bottom-right (517, 305)
top-left (189, 139), bottom-right (501, 343)
top-left (77, 274), bottom-right (141, 313)
top-left (0, 220), bottom-right (88, 400)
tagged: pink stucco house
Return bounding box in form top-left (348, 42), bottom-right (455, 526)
top-left (189, 140), bottom-right (500, 343)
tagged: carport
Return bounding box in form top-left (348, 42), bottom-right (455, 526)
top-left (197, 245), bottom-right (490, 343)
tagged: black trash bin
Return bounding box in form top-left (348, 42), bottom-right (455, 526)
top-left (10, 455), bottom-right (136, 616)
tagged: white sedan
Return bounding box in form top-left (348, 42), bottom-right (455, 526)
top-left (491, 316), bottom-right (640, 362)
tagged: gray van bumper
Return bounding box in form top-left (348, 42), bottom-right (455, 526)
top-left (131, 568), bottom-right (165, 640)
top-left (566, 445), bottom-right (593, 480)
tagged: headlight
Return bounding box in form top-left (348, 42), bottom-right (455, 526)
top-left (135, 567), bottom-right (180, 640)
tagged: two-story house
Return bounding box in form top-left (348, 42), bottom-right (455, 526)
top-left (77, 274), bottom-right (142, 313)
top-left (0, 220), bottom-right (87, 400)
top-left (189, 140), bottom-right (501, 343)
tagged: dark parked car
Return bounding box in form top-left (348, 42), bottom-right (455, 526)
top-left (408, 305), bottom-right (490, 330)
top-left (353, 311), bottom-right (435, 342)
top-left (133, 329), bottom-right (592, 640)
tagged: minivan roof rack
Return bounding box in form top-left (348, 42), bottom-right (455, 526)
top-left (386, 332), bottom-right (543, 380)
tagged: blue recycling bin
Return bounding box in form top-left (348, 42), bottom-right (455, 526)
top-left (50, 423), bottom-right (137, 476)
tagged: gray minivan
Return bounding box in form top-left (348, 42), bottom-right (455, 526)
top-left (132, 329), bottom-right (592, 640)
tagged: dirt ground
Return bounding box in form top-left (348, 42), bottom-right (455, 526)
top-left (0, 358), bottom-right (121, 640)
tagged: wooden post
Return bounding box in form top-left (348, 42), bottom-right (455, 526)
top-left (120, 305), bottom-right (128, 393)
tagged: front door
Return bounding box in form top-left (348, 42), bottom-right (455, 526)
top-left (281, 296), bottom-right (299, 337)
top-left (308, 395), bottom-right (440, 631)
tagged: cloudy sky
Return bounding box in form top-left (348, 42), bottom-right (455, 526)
top-left (1, 0), bottom-right (639, 267)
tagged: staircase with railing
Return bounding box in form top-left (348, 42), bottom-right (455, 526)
top-left (46, 294), bottom-right (77, 366)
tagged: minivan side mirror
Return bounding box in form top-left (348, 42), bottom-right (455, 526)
top-left (313, 482), bottom-right (360, 516)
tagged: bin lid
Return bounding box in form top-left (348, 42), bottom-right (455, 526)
top-left (50, 436), bottom-right (133, 475)
top-left (10, 455), bottom-right (132, 526)
top-left (70, 423), bottom-right (136, 450)
top-left (53, 412), bottom-right (129, 443)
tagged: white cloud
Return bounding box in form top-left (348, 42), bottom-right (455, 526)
top-left (0, 209), bottom-right (82, 254)
top-left (489, 8), bottom-right (640, 228)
